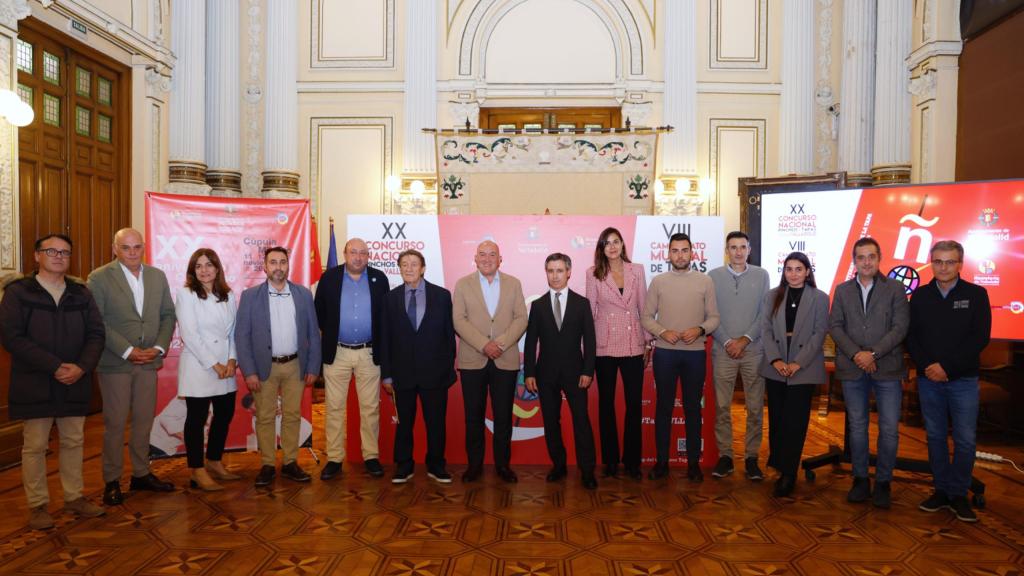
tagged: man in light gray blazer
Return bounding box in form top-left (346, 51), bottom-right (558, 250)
top-left (235, 247), bottom-right (322, 487)
top-left (87, 228), bottom-right (177, 505)
top-left (829, 237), bottom-right (909, 508)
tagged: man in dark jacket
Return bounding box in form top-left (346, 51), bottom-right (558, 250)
top-left (909, 240), bottom-right (991, 523)
top-left (313, 238), bottom-right (390, 480)
top-left (829, 237), bottom-right (909, 508)
top-left (0, 234), bottom-right (106, 530)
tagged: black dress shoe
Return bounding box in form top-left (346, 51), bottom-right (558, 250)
top-left (582, 472), bottom-right (598, 490)
top-left (546, 466), bottom-right (567, 482)
top-left (495, 466), bottom-right (518, 483)
top-left (773, 474), bottom-right (796, 497)
top-left (320, 461), bottom-right (342, 481)
top-left (254, 465), bottom-right (276, 487)
top-left (103, 481), bottom-right (124, 506)
top-left (364, 458), bottom-right (385, 478)
top-left (623, 466), bottom-right (643, 481)
top-left (130, 473), bottom-right (175, 492)
top-left (602, 463), bottom-right (619, 478)
top-left (647, 462), bottom-right (669, 480)
top-left (687, 465), bottom-right (704, 483)
top-left (461, 463), bottom-right (482, 482)
top-left (281, 462), bottom-right (311, 482)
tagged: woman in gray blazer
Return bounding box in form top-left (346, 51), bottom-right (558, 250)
top-left (760, 252), bottom-right (830, 497)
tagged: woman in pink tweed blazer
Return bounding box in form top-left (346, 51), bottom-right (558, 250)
top-left (585, 227), bottom-right (651, 480)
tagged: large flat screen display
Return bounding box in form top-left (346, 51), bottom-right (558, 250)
top-left (760, 180), bottom-right (1024, 340)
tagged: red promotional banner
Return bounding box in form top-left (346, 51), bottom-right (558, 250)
top-left (761, 180), bottom-right (1024, 339)
top-left (346, 215), bottom-right (723, 468)
top-left (145, 193), bottom-right (314, 457)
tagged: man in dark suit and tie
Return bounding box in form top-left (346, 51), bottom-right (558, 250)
top-left (524, 253), bottom-right (598, 490)
top-left (380, 249), bottom-right (457, 484)
top-left (235, 247), bottom-right (322, 487)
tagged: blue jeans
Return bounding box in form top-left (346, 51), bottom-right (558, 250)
top-left (917, 376), bottom-right (979, 497)
top-left (842, 375), bottom-right (902, 482)
top-left (652, 348), bottom-right (706, 465)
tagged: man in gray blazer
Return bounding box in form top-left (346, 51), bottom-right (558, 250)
top-left (87, 228), bottom-right (177, 505)
top-left (829, 237), bottom-right (909, 508)
top-left (235, 247), bottom-right (322, 487)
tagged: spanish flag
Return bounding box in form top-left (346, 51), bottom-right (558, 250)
top-left (310, 216), bottom-right (324, 284)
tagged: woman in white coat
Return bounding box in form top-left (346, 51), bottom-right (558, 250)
top-left (176, 248), bottom-right (239, 491)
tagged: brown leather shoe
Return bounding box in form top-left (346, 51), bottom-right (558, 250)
top-left (281, 462), bottom-right (311, 482)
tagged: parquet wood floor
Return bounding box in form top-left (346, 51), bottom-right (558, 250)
top-left (0, 404), bottom-right (1022, 575)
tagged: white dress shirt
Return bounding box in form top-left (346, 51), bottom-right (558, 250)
top-left (479, 271), bottom-right (501, 318)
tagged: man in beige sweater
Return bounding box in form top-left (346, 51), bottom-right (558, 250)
top-left (641, 232), bottom-right (720, 482)
top-left (452, 241), bottom-right (528, 483)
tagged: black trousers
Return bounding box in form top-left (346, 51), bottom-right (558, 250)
top-left (460, 361), bottom-right (518, 467)
top-left (594, 355), bottom-right (644, 469)
top-left (393, 385), bottom-right (449, 474)
top-left (652, 348), bottom-right (706, 465)
top-left (765, 379), bottom-right (815, 477)
top-left (184, 391), bottom-right (236, 469)
top-left (537, 377), bottom-right (597, 471)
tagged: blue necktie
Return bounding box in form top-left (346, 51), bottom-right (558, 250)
top-left (407, 288), bottom-right (418, 330)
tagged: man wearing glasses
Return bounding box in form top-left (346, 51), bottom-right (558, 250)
top-left (236, 247), bottom-right (321, 487)
top-left (908, 240), bottom-right (991, 523)
top-left (0, 234), bottom-right (106, 530)
top-left (314, 238), bottom-right (390, 480)
top-left (88, 228), bottom-right (177, 505)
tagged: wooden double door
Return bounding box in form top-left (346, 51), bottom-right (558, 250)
top-left (16, 17), bottom-right (131, 278)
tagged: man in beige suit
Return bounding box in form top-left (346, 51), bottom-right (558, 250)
top-left (87, 228), bottom-right (177, 505)
top-left (452, 240), bottom-right (528, 483)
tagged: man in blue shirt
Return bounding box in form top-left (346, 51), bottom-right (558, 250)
top-left (314, 238), bottom-right (390, 480)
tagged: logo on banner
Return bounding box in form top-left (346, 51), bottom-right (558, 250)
top-left (887, 265), bottom-right (921, 296)
top-left (381, 222), bottom-right (407, 239)
top-left (978, 208), bottom-right (999, 227)
top-left (776, 205), bottom-right (816, 235)
top-left (276, 212), bottom-right (289, 225)
top-left (894, 214), bottom-right (940, 264)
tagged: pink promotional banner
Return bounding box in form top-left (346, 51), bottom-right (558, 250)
top-left (347, 214), bottom-right (724, 467)
top-left (144, 193), bottom-right (314, 457)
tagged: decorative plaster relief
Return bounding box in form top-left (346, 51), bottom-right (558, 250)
top-left (244, 0), bottom-right (263, 197)
top-left (621, 101), bottom-right (652, 127)
top-left (815, 0), bottom-right (835, 173)
top-left (908, 68), bottom-right (936, 100)
top-left (0, 0), bottom-right (30, 29)
top-left (448, 100), bottom-right (480, 128)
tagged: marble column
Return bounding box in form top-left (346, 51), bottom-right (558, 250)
top-left (871, 0), bottom-right (912, 185)
top-left (837, 0), bottom-right (876, 188)
top-left (262, 0), bottom-right (299, 196)
top-left (778, 0), bottom-right (815, 175)
top-left (205, 0), bottom-right (241, 196)
top-left (167, 0), bottom-right (209, 195)
top-left (660, 0), bottom-right (697, 178)
top-left (402, 0), bottom-right (437, 181)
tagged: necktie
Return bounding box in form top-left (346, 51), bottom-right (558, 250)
top-left (407, 288), bottom-right (418, 330)
top-left (554, 292), bottom-right (562, 331)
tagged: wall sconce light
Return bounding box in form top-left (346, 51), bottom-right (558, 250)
top-left (409, 179), bottom-right (425, 199)
top-left (385, 174), bottom-right (401, 194)
top-left (0, 89), bottom-right (34, 127)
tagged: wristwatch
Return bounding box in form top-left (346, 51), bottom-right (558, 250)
top-left (698, 326), bottom-right (706, 336)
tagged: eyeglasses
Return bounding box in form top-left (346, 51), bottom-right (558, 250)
top-left (269, 291), bottom-right (291, 298)
top-left (931, 259), bottom-right (961, 268)
top-left (37, 248), bottom-right (72, 258)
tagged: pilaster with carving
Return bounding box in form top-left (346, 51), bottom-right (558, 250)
top-left (908, 0), bottom-right (961, 184)
top-left (0, 0), bottom-right (30, 270)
